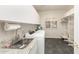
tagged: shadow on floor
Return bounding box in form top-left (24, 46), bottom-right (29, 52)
top-left (45, 38), bottom-right (74, 54)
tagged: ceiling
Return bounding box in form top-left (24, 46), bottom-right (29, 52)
top-left (34, 5), bottom-right (74, 12)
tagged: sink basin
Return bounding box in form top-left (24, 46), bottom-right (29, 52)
top-left (10, 39), bottom-right (33, 49)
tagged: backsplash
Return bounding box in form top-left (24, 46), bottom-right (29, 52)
top-left (0, 22), bottom-right (36, 44)
top-left (0, 22), bottom-right (15, 42)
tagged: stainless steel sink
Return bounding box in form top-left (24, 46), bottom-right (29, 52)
top-left (10, 38), bottom-right (33, 49)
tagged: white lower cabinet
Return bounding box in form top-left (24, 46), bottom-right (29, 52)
top-left (29, 41), bottom-right (37, 54)
top-left (29, 37), bottom-right (45, 54)
top-left (29, 30), bottom-right (45, 54)
top-left (33, 30), bottom-right (45, 54)
top-left (37, 37), bottom-right (45, 54)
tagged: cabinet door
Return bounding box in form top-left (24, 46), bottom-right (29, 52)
top-left (0, 6), bottom-right (40, 24)
top-left (37, 37), bottom-right (45, 54)
top-left (29, 39), bottom-right (37, 54)
top-left (29, 43), bottom-right (37, 54)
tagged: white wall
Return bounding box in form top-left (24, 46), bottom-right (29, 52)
top-left (74, 5), bottom-right (79, 53)
top-left (74, 5), bottom-right (79, 45)
top-left (0, 5), bottom-right (40, 24)
top-left (39, 10), bottom-right (66, 38)
top-left (67, 16), bottom-right (74, 42)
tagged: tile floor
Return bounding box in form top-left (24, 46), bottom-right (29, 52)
top-left (45, 38), bottom-right (74, 54)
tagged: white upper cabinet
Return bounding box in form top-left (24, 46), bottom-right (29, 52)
top-left (0, 6), bottom-right (40, 24)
